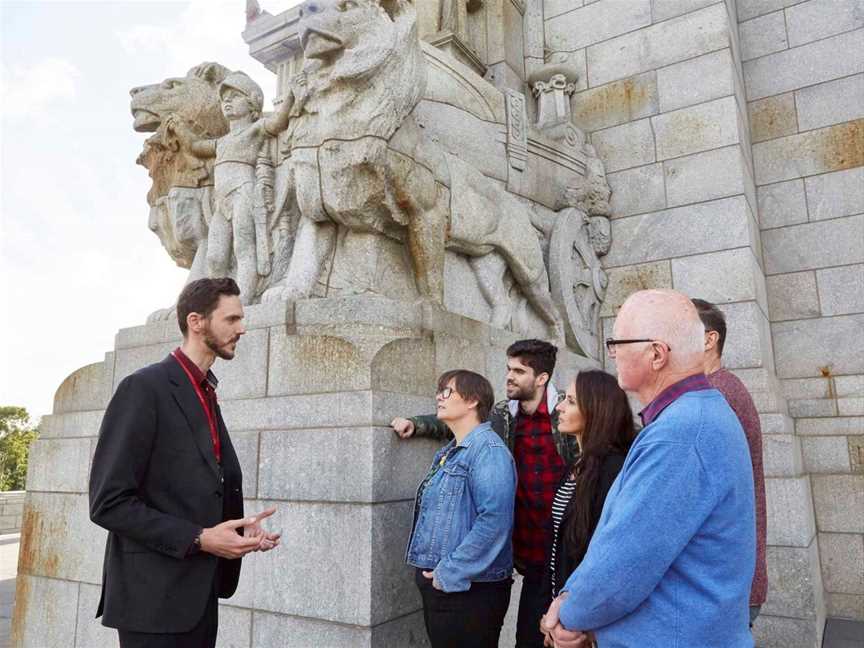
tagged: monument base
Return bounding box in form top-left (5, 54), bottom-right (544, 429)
top-left (14, 297), bottom-right (595, 647)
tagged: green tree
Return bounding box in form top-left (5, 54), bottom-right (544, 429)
top-left (0, 406), bottom-right (39, 491)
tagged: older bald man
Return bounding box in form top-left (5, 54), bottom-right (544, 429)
top-left (541, 290), bottom-right (755, 648)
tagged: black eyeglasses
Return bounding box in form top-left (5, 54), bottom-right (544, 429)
top-left (605, 338), bottom-right (672, 357)
top-left (437, 386), bottom-right (454, 399)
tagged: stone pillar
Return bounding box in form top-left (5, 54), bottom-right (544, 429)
top-left (543, 0), bottom-right (828, 644)
top-left (13, 297), bottom-right (592, 647)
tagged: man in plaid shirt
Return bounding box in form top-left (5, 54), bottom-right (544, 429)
top-left (392, 339), bottom-right (578, 647)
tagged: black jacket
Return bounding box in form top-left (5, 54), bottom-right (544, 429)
top-left (543, 452), bottom-right (627, 599)
top-left (89, 355), bottom-right (244, 633)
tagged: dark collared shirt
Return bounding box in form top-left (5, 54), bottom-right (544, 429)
top-left (639, 373), bottom-right (712, 427)
top-left (171, 347), bottom-right (221, 462)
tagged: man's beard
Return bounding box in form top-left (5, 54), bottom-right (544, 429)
top-left (506, 383), bottom-right (533, 401)
top-left (204, 330), bottom-right (236, 360)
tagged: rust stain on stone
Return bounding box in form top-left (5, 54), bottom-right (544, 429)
top-left (574, 77), bottom-right (651, 126)
top-left (18, 504), bottom-right (60, 578)
top-left (10, 573), bottom-right (30, 646)
top-left (749, 95), bottom-right (795, 143)
top-left (819, 119), bottom-right (864, 173)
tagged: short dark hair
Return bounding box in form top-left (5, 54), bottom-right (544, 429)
top-left (692, 298), bottom-right (727, 356)
top-left (506, 339), bottom-right (558, 378)
top-left (176, 277), bottom-right (240, 335)
top-left (437, 370), bottom-right (495, 422)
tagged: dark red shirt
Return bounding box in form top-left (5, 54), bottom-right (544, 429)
top-left (512, 394), bottom-right (566, 572)
top-left (708, 368), bottom-right (768, 606)
top-left (171, 348), bottom-right (221, 463)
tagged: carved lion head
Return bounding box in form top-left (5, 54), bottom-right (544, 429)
top-left (130, 62), bottom-right (230, 138)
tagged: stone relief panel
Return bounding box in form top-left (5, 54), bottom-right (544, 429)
top-left (131, 0), bottom-right (613, 359)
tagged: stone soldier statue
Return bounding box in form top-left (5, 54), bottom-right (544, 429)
top-left (169, 71), bottom-right (305, 303)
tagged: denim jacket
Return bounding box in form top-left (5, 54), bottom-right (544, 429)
top-left (405, 421), bottom-right (517, 592)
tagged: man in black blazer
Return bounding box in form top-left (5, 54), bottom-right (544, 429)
top-left (90, 277), bottom-right (279, 647)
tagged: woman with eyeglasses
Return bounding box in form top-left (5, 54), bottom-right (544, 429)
top-left (540, 370), bottom-right (636, 647)
top-left (405, 369), bottom-right (517, 648)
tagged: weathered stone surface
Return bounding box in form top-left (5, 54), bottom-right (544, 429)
top-left (833, 375), bottom-right (864, 398)
top-left (545, 0), bottom-right (584, 21)
top-left (38, 410), bottom-right (105, 439)
top-left (586, 3), bottom-right (729, 87)
top-left (785, 0), bottom-right (864, 49)
top-left (216, 605), bottom-right (252, 648)
top-left (737, 0), bottom-right (812, 22)
top-left (605, 163), bottom-right (666, 218)
top-left (211, 327), bottom-right (269, 400)
top-left (26, 439), bottom-right (91, 493)
top-left (825, 592), bottom-right (864, 619)
top-left (590, 118), bottom-right (656, 172)
top-left (657, 49), bottom-right (734, 113)
top-left (744, 29), bottom-right (864, 100)
top-left (11, 574), bottom-right (78, 648)
top-left (651, 0), bottom-right (718, 22)
top-left (763, 542), bottom-right (823, 618)
top-left (112, 341), bottom-right (175, 390)
top-left (763, 215), bottom-right (864, 275)
top-left (817, 264), bottom-right (864, 316)
top-left (766, 272), bottom-right (820, 322)
top-left (257, 427), bottom-right (437, 503)
top-left (19, 492), bottom-right (105, 585)
top-left (740, 10), bottom-right (788, 61)
top-left (802, 436), bottom-right (851, 472)
top-left (53, 359), bottom-right (113, 415)
top-left (804, 166), bottom-right (864, 221)
top-left (546, 0), bottom-right (651, 51)
top-left (788, 397), bottom-right (838, 418)
top-left (230, 430), bottom-right (259, 499)
top-left (652, 96), bottom-right (740, 161)
top-left (571, 72), bottom-right (658, 132)
top-left (115, 318), bottom-right (180, 350)
top-left (75, 583), bottom-right (120, 648)
top-left (763, 434), bottom-right (804, 477)
top-left (765, 476), bottom-right (817, 546)
top-left (839, 397), bottom-right (864, 416)
top-left (757, 179), bottom-right (808, 230)
top-left (664, 145), bottom-right (746, 207)
top-left (239, 499), bottom-right (415, 625)
top-left (251, 609), bottom-right (430, 647)
top-left (850, 436), bottom-right (864, 474)
top-left (716, 300), bottom-right (774, 370)
top-left (755, 119), bottom-right (864, 185)
top-left (604, 196), bottom-right (751, 267)
top-left (796, 73), bottom-right (864, 132)
top-left (782, 376), bottom-right (836, 400)
top-left (812, 475), bottom-right (864, 532)
top-left (752, 614), bottom-right (822, 648)
top-left (773, 314), bottom-right (864, 378)
top-left (672, 247), bottom-right (765, 307)
top-left (797, 417), bottom-right (864, 436)
top-left (748, 93), bottom-right (798, 143)
top-left (819, 532), bottom-right (864, 594)
top-left (268, 331), bottom-right (371, 395)
top-left (600, 261), bottom-right (673, 317)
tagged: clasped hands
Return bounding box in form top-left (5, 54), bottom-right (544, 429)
top-left (540, 593), bottom-right (593, 648)
top-left (200, 507), bottom-right (282, 559)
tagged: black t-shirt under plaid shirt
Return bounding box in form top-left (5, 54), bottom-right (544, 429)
top-left (512, 393), bottom-right (566, 571)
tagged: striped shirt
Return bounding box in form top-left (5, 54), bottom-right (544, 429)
top-left (549, 475), bottom-right (577, 596)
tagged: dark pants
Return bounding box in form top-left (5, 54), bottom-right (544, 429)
top-left (118, 589), bottom-right (218, 648)
top-left (416, 568), bottom-right (512, 648)
top-left (515, 569), bottom-right (551, 648)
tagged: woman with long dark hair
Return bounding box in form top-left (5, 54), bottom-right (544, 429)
top-left (541, 370), bottom-right (636, 646)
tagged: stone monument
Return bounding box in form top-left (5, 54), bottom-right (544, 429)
top-left (15, 1), bottom-right (862, 647)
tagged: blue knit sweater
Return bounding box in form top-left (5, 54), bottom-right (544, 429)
top-left (559, 389), bottom-right (756, 648)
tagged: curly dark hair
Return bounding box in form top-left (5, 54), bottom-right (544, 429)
top-left (176, 277), bottom-right (240, 335)
top-left (506, 339), bottom-right (558, 378)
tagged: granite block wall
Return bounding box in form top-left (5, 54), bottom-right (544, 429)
top-left (740, 0), bottom-right (864, 623)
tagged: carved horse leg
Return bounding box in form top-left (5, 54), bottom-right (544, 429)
top-left (469, 254), bottom-right (512, 328)
top-left (262, 216), bottom-right (336, 302)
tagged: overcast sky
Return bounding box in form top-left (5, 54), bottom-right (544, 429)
top-left (1, 0), bottom-right (300, 422)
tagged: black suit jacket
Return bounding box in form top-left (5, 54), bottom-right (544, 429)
top-left (89, 355), bottom-right (244, 633)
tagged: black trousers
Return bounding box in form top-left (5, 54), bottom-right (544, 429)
top-left (515, 569), bottom-right (552, 648)
top-left (118, 588), bottom-right (218, 648)
top-left (416, 568), bottom-right (512, 648)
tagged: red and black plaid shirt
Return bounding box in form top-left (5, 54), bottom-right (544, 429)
top-left (512, 394), bottom-right (566, 572)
